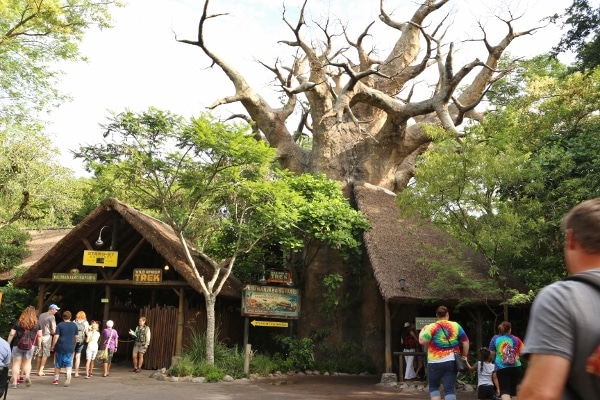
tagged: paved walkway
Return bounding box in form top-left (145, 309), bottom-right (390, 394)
top-left (5, 363), bottom-right (479, 400)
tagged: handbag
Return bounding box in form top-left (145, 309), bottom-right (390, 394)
top-left (454, 351), bottom-right (469, 373)
top-left (438, 323), bottom-right (469, 373)
top-left (96, 348), bottom-right (108, 361)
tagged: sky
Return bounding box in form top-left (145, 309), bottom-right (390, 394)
top-left (49, 0), bottom-right (574, 176)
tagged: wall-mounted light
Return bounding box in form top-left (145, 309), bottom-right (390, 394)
top-left (95, 226), bottom-right (111, 247)
top-left (399, 277), bottom-right (406, 290)
top-left (164, 265), bottom-right (170, 271)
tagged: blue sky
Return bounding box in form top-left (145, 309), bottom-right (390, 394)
top-left (49, 0), bottom-right (573, 176)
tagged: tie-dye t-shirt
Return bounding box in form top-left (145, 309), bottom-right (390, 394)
top-left (420, 320), bottom-right (469, 363)
top-left (489, 334), bottom-right (524, 369)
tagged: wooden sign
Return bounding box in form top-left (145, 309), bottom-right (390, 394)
top-left (133, 268), bottom-right (162, 284)
top-left (250, 320), bottom-right (289, 328)
top-left (53, 273), bottom-right (97, 282)
top-left (241, 285), bottom-right (300, 319)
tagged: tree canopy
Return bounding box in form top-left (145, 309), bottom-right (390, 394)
top-left (75, 107), bottom-right (369, 363)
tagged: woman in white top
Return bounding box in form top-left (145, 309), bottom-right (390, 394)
top-left (84, 322), bottom-right (100, 378)
top-left (466, 347), bottom-right (500, 400)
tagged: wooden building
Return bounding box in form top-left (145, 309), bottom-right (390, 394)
top-left (13, 198), bottom-right (243, 369)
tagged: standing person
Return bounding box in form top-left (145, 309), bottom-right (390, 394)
top-left (0, 335), bottom-right (11, 397)
top-left (36, 304), bottom-right (59, 376)
top-left (51, 310), bottom-right (78, 387)
top-left (401, 321), bottom-right (418, 381)
top-left (130, 316), bottom-right (151, 372)
top-left (520, 198), bottom-right (600, 399)
top-left (419, 305), bottom-right (470, 400)
top-left (84, 321), bottom-right (100, 378)
top-left (100, 320), bottom-right (118, 377)
top-left (72, 311), bottom-right (89, 378)
top-left (466, 347), bottom-right (500, 400)
top-left (6, 306), bottom-right (41, 389)
top-left (489, 321), bottom-right (524, 400)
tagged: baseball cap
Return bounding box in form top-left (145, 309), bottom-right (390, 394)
top-left (49, 304), bottom-right (60, 310)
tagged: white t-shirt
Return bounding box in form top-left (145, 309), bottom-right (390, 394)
top-left (476, 361), bottom-right (495, 387)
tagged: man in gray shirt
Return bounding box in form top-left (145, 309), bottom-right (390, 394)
top-left (35, 304), bottom-right (59, 376)
top-left (520, 198), bottom-right (600, 399)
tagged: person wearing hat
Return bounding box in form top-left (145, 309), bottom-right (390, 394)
top-left (35, 304), bottom-right (59, 376)
top-left (402, 321), bottom-right (419, 381)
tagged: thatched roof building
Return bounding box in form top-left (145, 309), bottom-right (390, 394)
top-left (14, 197), bottom-right (241, 298)
top-left (354, 182), bottom-right (504, 306)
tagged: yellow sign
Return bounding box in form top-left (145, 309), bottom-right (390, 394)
top-left (250, 320), bottom-right (289, 328)
top-left (133, 268), bottom-right (162, 284)
top-left (83, 250), bottom-right (118, 267)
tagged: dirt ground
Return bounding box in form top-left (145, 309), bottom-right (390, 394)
top-left (7, 364), bottom-right (480, 400)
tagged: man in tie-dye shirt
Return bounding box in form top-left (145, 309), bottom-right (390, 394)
top-left (420, 305), bottom-right (469, 400)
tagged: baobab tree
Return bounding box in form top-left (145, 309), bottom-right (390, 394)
top-left (177, 0), bottom-right (548, 356)
top-left (179, 0), bottom-right (544, 193)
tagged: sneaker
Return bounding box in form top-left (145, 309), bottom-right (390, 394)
top-left (52, 380), bottom-right (59, 385)
top-left (17, 376), bottom-right (24, 383)
top-left (25, 378), bottom-right (31, 387)
top-left (38, 371), bottom-right (46, 376)
top-left (11, 385), bottom-right (17, 389)
top-left (64, 376), bottom-right (71, 387)
top-left (85, 375), bottom-right (90, 379)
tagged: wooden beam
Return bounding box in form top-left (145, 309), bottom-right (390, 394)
top-left (385, 300), bottom-right (392, 373)
top-left (175, 288), bottom-right (184, 356)
top-left (111, 237), bottom-right (146, 280)
top-left (30, 278), bottom-right (192, 287)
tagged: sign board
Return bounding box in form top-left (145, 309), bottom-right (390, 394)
top-left (133, 268), bottom-right (162, 284)
top-left (53, 273), bottom-right (97, 282)
top-left (266, 269), bottom-right (292, 285)
top-left (251, 320), bottom-right (289, 328)
top-left (242, 285), bottom-right (300, 319)
top-left (415, 317), bottom-right (438, 330)
top-left (82, 250), bottom-right (118, 267)
top-left (100, 298), bottom-right (109, 303)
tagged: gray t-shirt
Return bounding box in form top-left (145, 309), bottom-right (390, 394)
top-left (523, 269), bottom-right (600, 399)
top-left (38, 311), bottom-right (56, 336)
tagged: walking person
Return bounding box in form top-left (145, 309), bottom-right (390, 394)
top-left (6, 306), bottom-right (41, 389)
top-left (130, 316), bottom-right (151, 372)
top-left (419, 305), bottom-right (470, 400)
top-left (520, 198), bottom-right (600, 399)
top-left (72, 311), bottom-right (89, 378)
top-left (84, 322), bottom-right (100, 378)
top-left (402, 321), bottom-right (418, 380)
top-left (35, 304), bottom-right (59, 376)
top-left (466, 347), bottom-right (500, 400)
top-left (51, 310), bottom-right (78, 387)
top-left (489, 321), bottom-right (524, 400)
top-left (100, 320), bottom-right (118, 377)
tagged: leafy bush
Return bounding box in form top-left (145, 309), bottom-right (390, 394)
top-left (273, 335), bottom-right (314, 371)
top-left (0, 282), bottom-right (37, 335)
top-left (315, 341), bottom-right (376, 374)
top-left (249, 353), bottom-right (276, 375)
top-left (195, 362), bottom-right (226, 382)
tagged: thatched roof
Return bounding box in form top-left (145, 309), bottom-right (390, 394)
top-left (354, 183), bottom-right (506, 306)
top-left (14, 198), bottom-right (241, 298)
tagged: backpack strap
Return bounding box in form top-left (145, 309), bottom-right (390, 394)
top-left (563, 273), bottom-right (600, 291)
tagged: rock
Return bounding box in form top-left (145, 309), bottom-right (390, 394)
top-left (222, 375), bottom-right (234, 382)
top-left (379, 373), bottom-right (397, 385)
top-left (191, 377), bottom-right (206, 383)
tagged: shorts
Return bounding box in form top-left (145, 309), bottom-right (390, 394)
top-left (40, 335), bottom-right (52, 358)
top-left (86, 346), bottom-right (98, 361)
top-left (478, 384), bottom-right (495, 399)
top-left (133, 343), bottom-right (147, 354)
top-left (11, 346), bottom-right (34, 360)
top-left (497, 366), bottom-right (523, 397)
top-left (74, 341), bottom-right (86, 354)
top-left (54, 352), bottom-right (74, 369)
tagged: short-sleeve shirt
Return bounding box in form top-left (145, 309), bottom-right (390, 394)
top-left (38, 312), bottom-right (56, 336)
top-left (489, 333), bottom-right (524, 369)
top-left (10, 321), bottom-right (39, 348)
top-left (523, 269), bottom-right (600, 399)
top-left (420, 320), bottom-right (469, 363)
top-left (101, 328), bottom-right (119, 350)
top-left (55, 320), bottom-right (79, 354)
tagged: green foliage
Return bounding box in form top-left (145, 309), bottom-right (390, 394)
top-left (273, 335), bottom-right (314, 371)
top-left (0, 0), bottom-right (119, 122)
top-left (552, 0), bottom-right (600, 72)
top-left (0, 283), bottom-right (37, 335)
top-left (0, 226), bottom-right (30, 272)
top-left (320, 273), bottom-right (347, 316)
top-left (314, 341), bottom-right (376, 374)
top-left (0, 128), bottom-right (84, 229)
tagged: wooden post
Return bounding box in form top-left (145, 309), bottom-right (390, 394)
top-left (175, 288), bottom-right (184, 356)
top-left (103, 285), bottom-right (111, 323)
top-left (37, 284), bottom-right (46, 313)
top-left (244, 344), bottom-right (251, 375)
top-left (385, 300), bottom-right (392, 373)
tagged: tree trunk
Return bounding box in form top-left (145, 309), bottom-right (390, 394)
top-left (205, 294), bottom-right (216, 365)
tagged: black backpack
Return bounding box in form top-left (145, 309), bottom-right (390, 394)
top-left (74, 321), bottom-right (87, 344)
